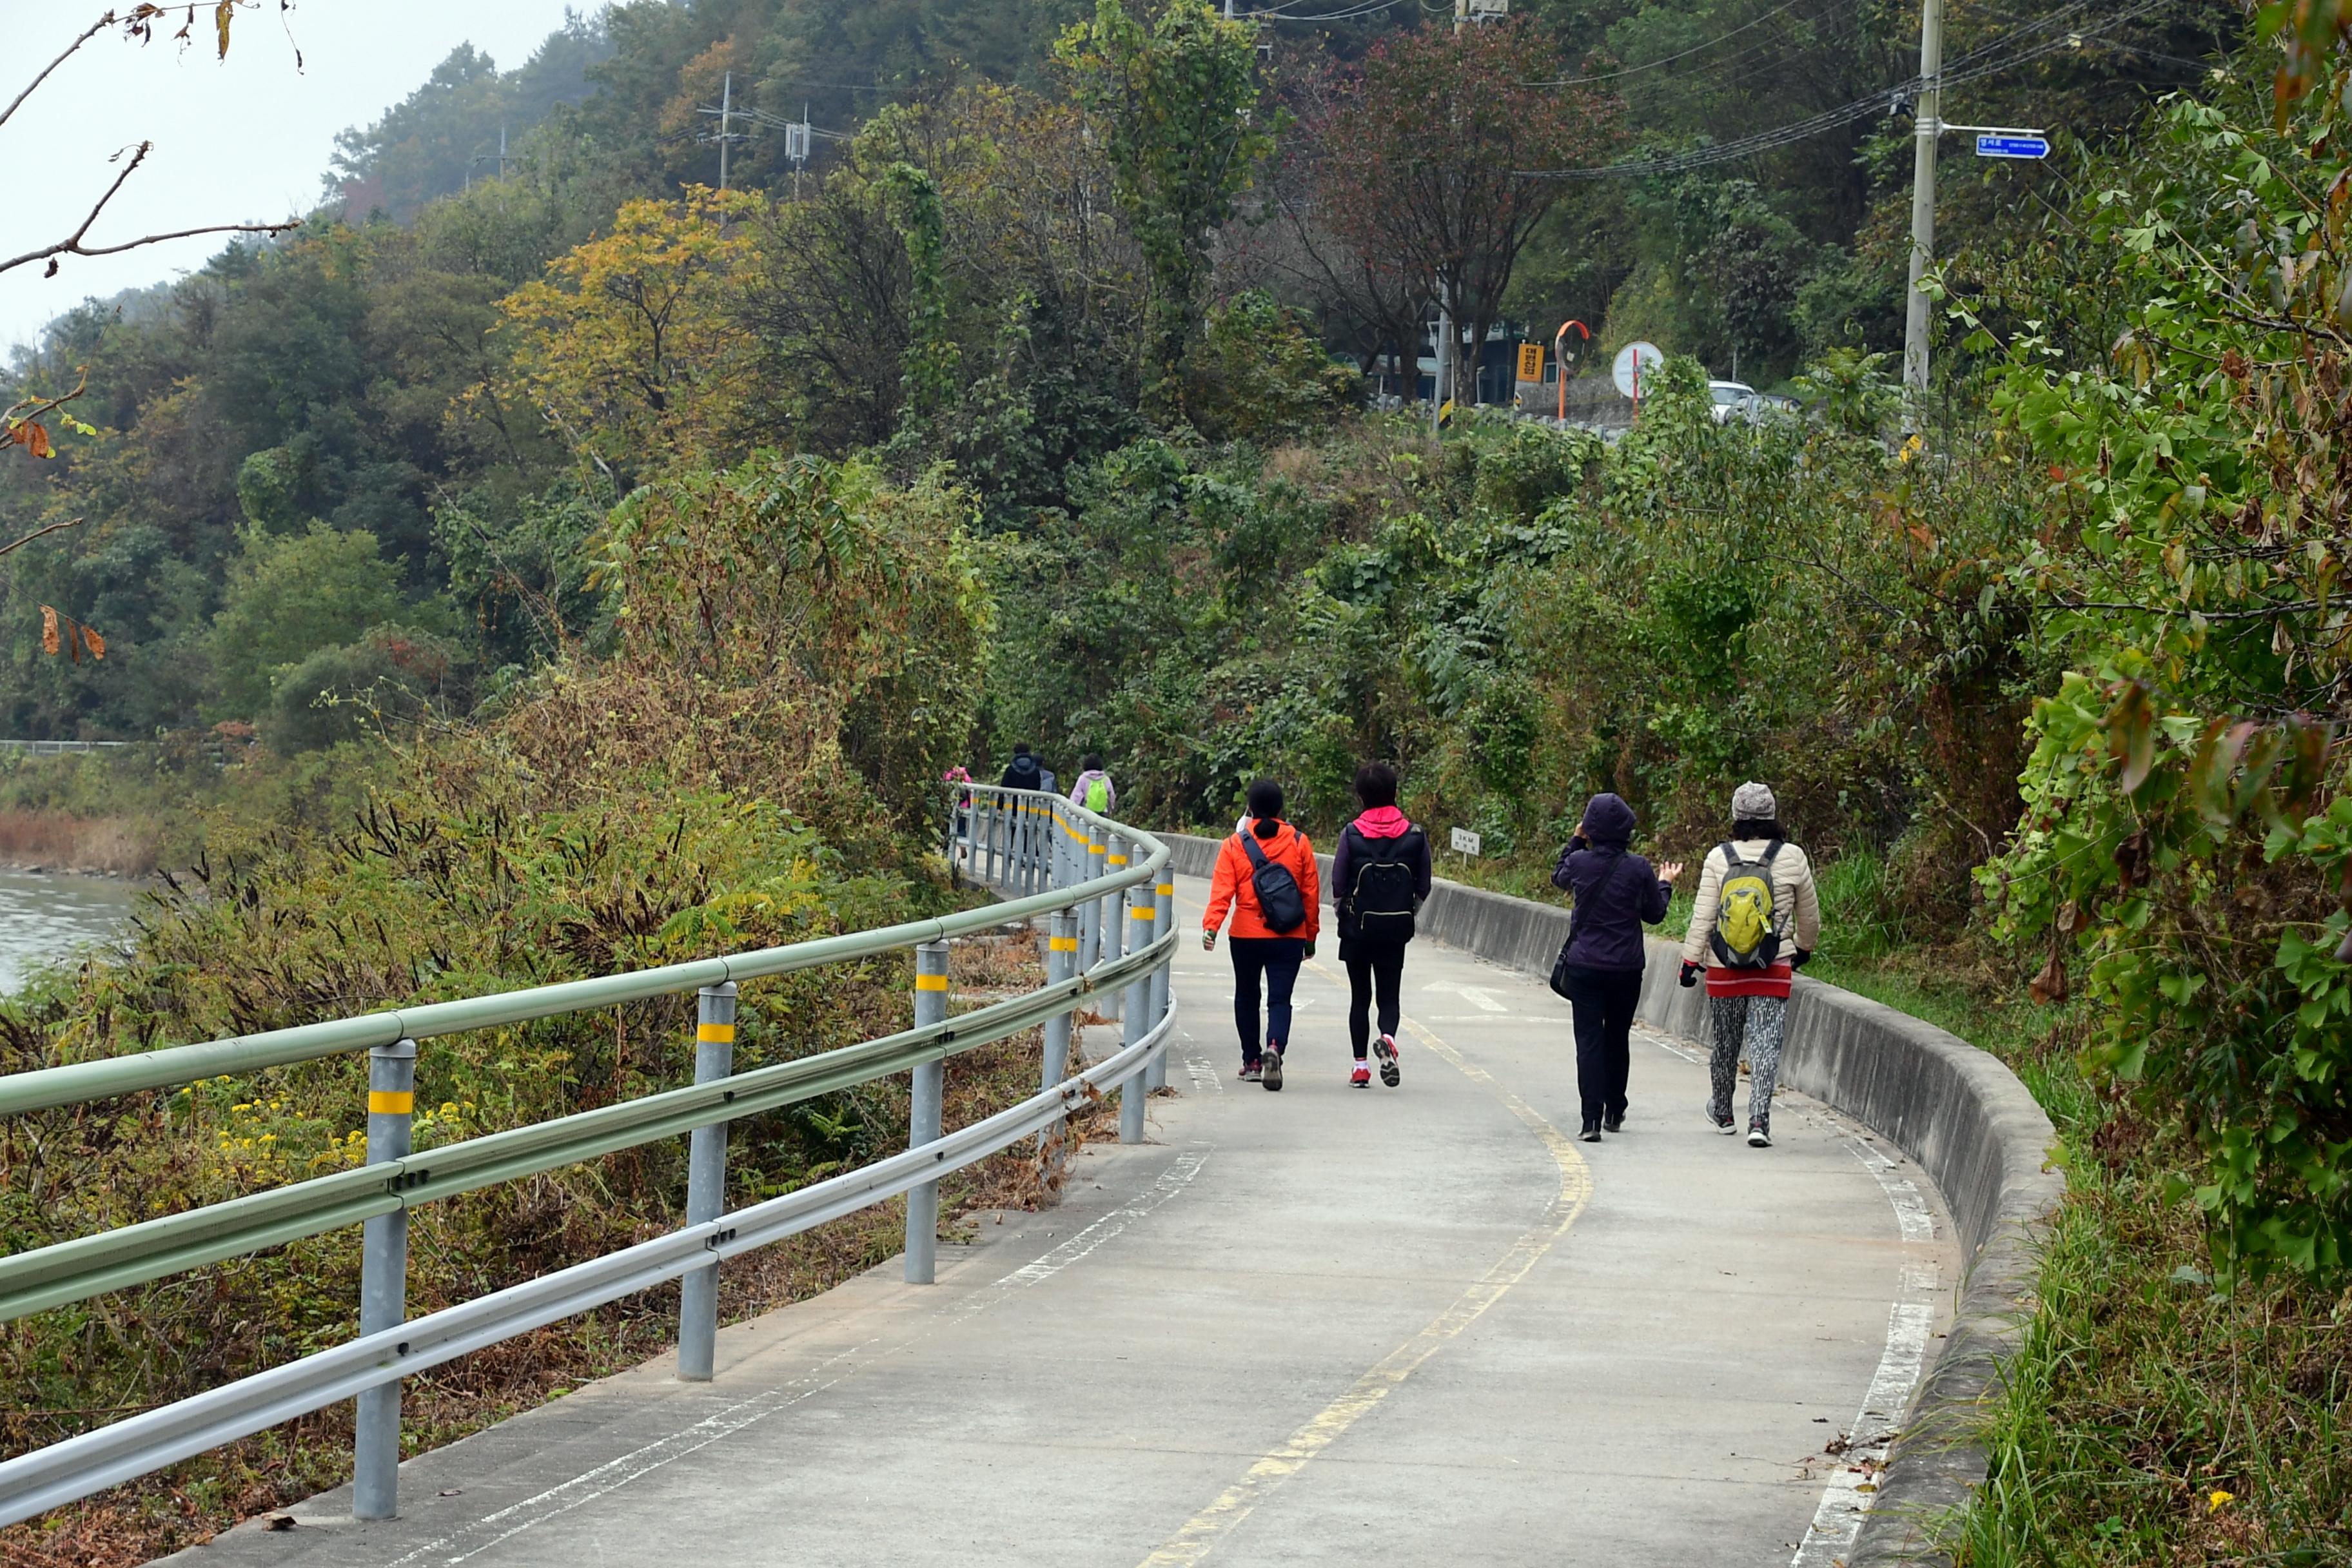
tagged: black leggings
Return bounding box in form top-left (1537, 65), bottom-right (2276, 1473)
top-left (1344, 939), bottom-right (1407, 1057)
top-left (1563, 965), bottom-right (1642, 1124)
top-left (1228, 937), bottom-right (1305, 1066)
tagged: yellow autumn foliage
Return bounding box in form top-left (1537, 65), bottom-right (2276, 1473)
top-left (494, 186), bottom-right (764, 481)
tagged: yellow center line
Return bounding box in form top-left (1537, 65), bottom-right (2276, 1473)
top-left (1137, 970), bottom-right (1592, 1568)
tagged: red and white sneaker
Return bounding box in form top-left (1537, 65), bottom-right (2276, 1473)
top-left (1350, 1061), bottom-right (1371, 1088)
top-left (1374, 1033), bottom-right (1400, 1088)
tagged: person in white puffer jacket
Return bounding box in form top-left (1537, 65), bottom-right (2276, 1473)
top-left (1676, 781), bottom-right (1822, 1148)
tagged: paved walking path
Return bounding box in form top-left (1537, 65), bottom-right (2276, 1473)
top-left (179, 876), bottom-right (1957, 1567)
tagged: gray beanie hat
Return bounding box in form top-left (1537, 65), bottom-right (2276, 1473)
top-left (1732, 781), bottom-right (1778, 821)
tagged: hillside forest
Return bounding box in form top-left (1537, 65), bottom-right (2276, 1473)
top-left (3, 1), bottom-right (2351, 1563)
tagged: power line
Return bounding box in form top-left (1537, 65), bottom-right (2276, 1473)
top-left (1526, 0), bottom-right (1810, 87)
top-left (1236, 0), bottom-right (1398, 20)
top-left (1517, 0), bottom-right (2166, 181)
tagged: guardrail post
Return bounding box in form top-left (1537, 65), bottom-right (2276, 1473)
top-left (1041, 909), bottom-right (1078, 1171)
top-left (1098, 833), bottom-right (1127, 1020)
top-left (1104, 834), bottom-right (1129, 966)
top-left (677, 982), bottom-right (736, 1381)
top-left (1078, 827), bottom-right (1104, 972)
top-left (353, 1037), bottom-right (416, 1521)
top-left (1119, 885), bottom-right (1150, 1146)
top-left (1147, 875), bottom-right (1173, 1092)
top-left (976, 791), bottom-right (994, 887)
top-left (906, 941), bottom-right (950, 1284)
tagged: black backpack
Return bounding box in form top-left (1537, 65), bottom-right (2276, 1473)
top-left (1239, 831), bottom-right (1308, 934)
top-left (1347, 826), bottom-right (1421, 941)
top-left (1003, 754), bottom-right (1042, 791)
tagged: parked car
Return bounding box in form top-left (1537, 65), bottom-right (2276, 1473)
top-left (1707, 380), bottom-right (1757, 424)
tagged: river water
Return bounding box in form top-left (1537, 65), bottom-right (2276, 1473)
top-left (0, 869), bottom-right (142, 995)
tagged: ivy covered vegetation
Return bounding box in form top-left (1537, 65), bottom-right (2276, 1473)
top-left (1, 0), bottom-right (2349, 1562)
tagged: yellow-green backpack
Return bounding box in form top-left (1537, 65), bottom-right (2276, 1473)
top-left (1709, 840), bottom-right (1785, 968)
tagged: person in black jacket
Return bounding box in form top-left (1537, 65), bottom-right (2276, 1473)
top-left (999, 744), bottom-right (1043, 792)
top-left (1330, 763), bottom-right (1432, 1090)
top-left (1552, 792), bottom-right (1682, 1141)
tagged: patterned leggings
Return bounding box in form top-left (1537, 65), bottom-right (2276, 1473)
top-left (1708, 994), bottom-right (1788, 1130)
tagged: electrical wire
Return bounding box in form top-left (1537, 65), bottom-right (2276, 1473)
top-left (1525, 0), bottom-right (1810, 87)
top-left (1237, 0), bottom-right (1398, 20)
top-left (1518, 0), bottom-right (2168, 181)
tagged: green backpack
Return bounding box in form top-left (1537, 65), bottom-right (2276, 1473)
top-left (1084, 776), bottom-right (1111, 812)
top-left (1709, 840), bottom-right (1785, 968)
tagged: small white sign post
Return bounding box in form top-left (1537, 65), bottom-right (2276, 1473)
top-left (1449, 827), bottom-right (1482, 863)
top-left (1612, 341), bottom-right (1663, 413)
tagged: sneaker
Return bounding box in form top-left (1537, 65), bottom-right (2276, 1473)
top-left (1747, 1121), bottom-right (1772, 1148)
top-left (1373, 1033), bottom-right (1400, 1088)
top-left (1262, 1046), bottom-right (1284, 1092)
top-left (1350, 1061), bottom-right (1371, 1088)
top-left (1602, 1110), bottom-right (1624, 1134)
top-left (1578, 1120), bottom-right (1602, 1143)
top-left (1707, 1104), bottom-right (1736, 1133)
top-left (1239, 1062), bottom-right (1262, 1083)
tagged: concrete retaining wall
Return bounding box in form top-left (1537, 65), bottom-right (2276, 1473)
top-left (1164, 832), bottom-right (2059, 1563)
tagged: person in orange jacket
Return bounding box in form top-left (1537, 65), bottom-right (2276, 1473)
top-left (1202, 778), bottom-right (1320, 1090)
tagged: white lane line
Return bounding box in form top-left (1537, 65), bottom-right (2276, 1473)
top-left (387, 1349), bottom-right (869, 1565)
top-left (959, 1146), bottom-right (1213, 1310)
top-left (1184, 1054), bottom-right (1226, 1095)
top-left (386, 1148), bottom-right (1214, 1564)
top-left (1636, 1024), bottom-right (1703, 1064)
top-left (1421, 980), bottom-right (1507, 1014)
top-left (1789, 1135), bottom-right (1945, 1567)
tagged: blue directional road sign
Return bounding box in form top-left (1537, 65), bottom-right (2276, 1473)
top-left (1975, 133), bottom-right (2049, 159)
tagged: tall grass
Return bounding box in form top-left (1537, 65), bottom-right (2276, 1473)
top-left (0, 810), bottom-right (158, 876)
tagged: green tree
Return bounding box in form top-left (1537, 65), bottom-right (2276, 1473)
top-left (208, 523), bottom-right (406, 719)
top-left (1975, 56), bottom-right (2352, 1285)
top-left (1057, 0), bottom-right (1271, 418)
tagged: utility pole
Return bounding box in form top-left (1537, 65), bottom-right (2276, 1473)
top-left (1454, 0), bottom-right (1467, 34)
top-left (1903, 0), bottom-right (1942, 404)
top-left (698, 73), bottom-right (751, 191)
top-left (1431, 295), bottom-right (1449, 435)
top-left (719, 71), bottom-right (734, 190)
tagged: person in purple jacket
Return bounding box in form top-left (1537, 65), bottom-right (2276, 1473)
top-left (1551, 792), bottom-right (1682, 1142)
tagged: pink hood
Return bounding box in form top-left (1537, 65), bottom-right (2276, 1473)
top-left (1353, 806), bottom-right (1411, 839)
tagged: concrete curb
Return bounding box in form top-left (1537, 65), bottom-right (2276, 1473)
top-left (1165, 832), bottom-right (2059, 1564)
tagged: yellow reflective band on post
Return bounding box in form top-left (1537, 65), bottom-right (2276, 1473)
top-left (697, 1023), bottom-right (735, 1043)
top-left (1049, 937), bottom-right (1079, 952)
top-left (1132, 907), bottom-right (1155, 921)
top-left (914, 974), bottom-right (950, 992)
top-left (1158, 883), bottom-right (1175, 896)
top-left (1090, 843), bottom-right (1106, 856)
top-left (1108, 855), bottom-right (1128, 867)
top-left (368, 1090), bottom-right (414, 1115)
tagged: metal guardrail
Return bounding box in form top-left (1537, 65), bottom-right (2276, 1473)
top-left (0, 785), bottom-right (1177, 1527)
top-left (0, 740), bottom-right (133, 756)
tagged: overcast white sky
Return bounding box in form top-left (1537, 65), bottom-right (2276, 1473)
top-left (2, 0), bottom-right (586, 357)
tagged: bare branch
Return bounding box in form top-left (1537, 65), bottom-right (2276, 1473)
top-left (4, 366), bottom-right (92, 429)
top-left (0, 518), bottom-right (86, 563)
top-left (0, 141), bottom-right (300, 279)
top-left (0, 12), bottom-right (112, 134)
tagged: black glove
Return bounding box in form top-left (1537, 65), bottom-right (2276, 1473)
top-left (1304, 939), bottom-right (1318, 961)
top-left (1790, 948), bottom-right (1814, 970)
top-left (1678, 960), bottom-right (1701, 989)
